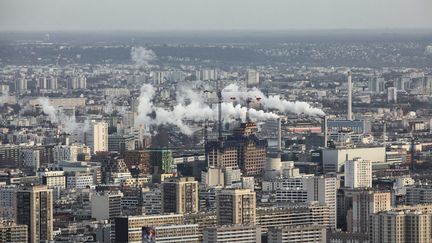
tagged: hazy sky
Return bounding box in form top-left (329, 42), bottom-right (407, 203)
top-left (1, 0), bottom-right (432, 31)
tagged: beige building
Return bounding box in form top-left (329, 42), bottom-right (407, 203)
top-left (161, 177), bottom-right (199, 214)
top-left (203, 225), bottom-right (262, 243)
top-left (86, 121), bottom-right (108, 153)
top-left (268, 225), bottom-right (326, 243)
top-left (348, 190), bottom-right (392, 233)
top-left (0, 221), bottom-right (28, 243)
top-left (114, 214), bottom-right (184, 242)
top-left (217, 188), bottom-right (256, 225)
top-left (370, 210), bottom-right (432, 243)
top-left (16, 185), bottom-right (53, 243)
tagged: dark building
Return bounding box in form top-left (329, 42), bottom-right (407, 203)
top-left (205, 122), bottom-right (267, 176)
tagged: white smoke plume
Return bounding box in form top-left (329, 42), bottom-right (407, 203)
top-left (134, 83), bottom-right (279, 135)
top-left (37, 97), bottom-right (87, 134)
top-left (131, 47), bottom-right (157, 67)
top-left (222, 84), bottom-right (325, 116)
top-left (38, 97), bottom-right (57, 122)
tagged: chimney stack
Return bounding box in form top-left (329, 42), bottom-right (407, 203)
top-left (347, 71), bottom-right (353, 120)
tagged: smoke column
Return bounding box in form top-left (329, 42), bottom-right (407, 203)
top-left (134, 83), bottom-right (279, 135)
top-left (37, 97), bottom-right (88, 134)
top-left (222, 84), bottom-right (325, 116)
top-left (131, 47), bottom-right (157, 67)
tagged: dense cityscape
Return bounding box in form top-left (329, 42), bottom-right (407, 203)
top-left (2, 1), bottom-right (432, 243)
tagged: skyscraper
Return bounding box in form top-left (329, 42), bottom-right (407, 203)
top-left (217, 188), bottom-right (256, 225)
top-left (16, 185), bottom-right (53, 243)
top-left (161, 177), bottom-right (199, 214)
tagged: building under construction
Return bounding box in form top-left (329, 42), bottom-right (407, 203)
top-left (205, 122), bottom-right (267, 176)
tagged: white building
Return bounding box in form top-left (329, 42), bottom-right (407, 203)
top-left (66, 171), bottom-right (94, 189)
top-left (37, 169), bottom-right (66, 190)
top-left (344, 158), bottom-right (372, 189)
top-left (246, 69), bottom-right (259, 87)
top-left (322, 147), bottom-right (385, 173)
top-left (86, 121), bottom-right (108, 153)
top-left (275, 175), bottom-right (337, 229)
top-left (53, 144), bottom-right (90, 163)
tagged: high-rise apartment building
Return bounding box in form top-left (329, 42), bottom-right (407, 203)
top-left (344, 157), bottom-right (372, 189)
top-left (206, 122), bottom-right (267, 176)
top-left (85, 121), bottom-right (108, 153)
top-left (161, 177), bottom-right (199, 214)
top-left (349, 189), bottom-right (392, 233)
top-left (370, 210), bottom-right (432, 243)
top-left (217, 188), bottom-right (256, 225)
top-left (0, 221), bottom-right (28, 243)
top-left (16, 185), bottom-right (53, 243)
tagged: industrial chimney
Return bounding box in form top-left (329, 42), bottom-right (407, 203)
top-left (347, 71), bottom-right (353, 120)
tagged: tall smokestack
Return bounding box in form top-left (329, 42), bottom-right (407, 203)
top-left (323, 116), bottom-right (328, 148)
top-left (347, 71), bottom-right (353, 120)
top-left (277, 117), bottom-right (282, 152)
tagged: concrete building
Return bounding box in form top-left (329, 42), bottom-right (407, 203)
top-left (85, 121), bottom-right (108, 153)
top-left (268, 225), bottom-right (326, 243)
top-left (203, 225), bottom-right (262, 243)
top-left (124, 150), bottom-right (151, 176)
top-left (16, 185), bottom-right (53, 243)
top-left (113, 214), bottom-right (184, 242)
top-left (206, 122), bottom-right (267, 176)
top-left (344, 157), bottom-right (372, 189)
top-left (91, 192), bottom-right (122, 220)
top-left (0, 221), bottom-right (28, 243)
top-left (273, 175), bottom-right (337, 228)
top-left (388, 87), bottom-right (397, 103)
top-left (201, 167), bottom-right (225, 188)
top-left (108, 134), bottom-right (136, 155)
top-left (349, 190), bottom-right (392, 233)
top-left (256, 203), bottom-right (330, 233)
top-left (406, 185), bottom-right (432, 205)
top-left (53, 144), bottom-right (90, 163)
top-left (246, 69), bottom-right (259, 87)
top-left (370, 210), bottom-right (432, 243)
top-left (322, 147), bottom-right (385, 173)
top-left (161, 177), bottom-right (199, 214)
top-left (0, 186), bottom-right (16, 220)
top-left (66, 171), bottom-right (94, 189)
top-left (217, 188), bottom-right (256, 225)
top-left (19, 149), bottom-right (40, 172)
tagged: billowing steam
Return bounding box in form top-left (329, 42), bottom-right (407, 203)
top-left (37, 97), bottom-right (88, 134)
top-left (131, 47), bottom-right (156, 67)
top-left (135, 83), bottom-right (280, 135)
top-left (222, 84), bottom-right (325, 116)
